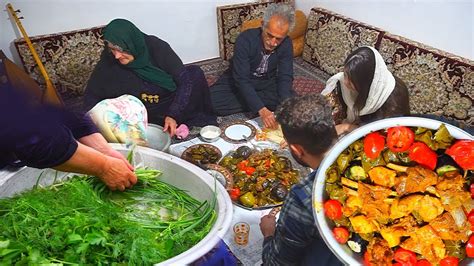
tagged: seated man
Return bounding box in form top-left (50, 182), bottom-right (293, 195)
top-left (210, 3), bottom-right (295, 129)
top-left (259, 94), bottom-right (343, 265)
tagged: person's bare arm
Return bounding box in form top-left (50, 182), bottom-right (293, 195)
top-left (78, 132), bottom-right (133, 170)
top-left (53, 142), bottom-right (137, 191)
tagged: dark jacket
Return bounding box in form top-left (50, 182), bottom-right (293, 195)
top-left (83, 35), bottom-right (185, 123)
top-left (0, 88), bottom-right (97, 169)
top-left (229, 28), bottom-right (294, 112)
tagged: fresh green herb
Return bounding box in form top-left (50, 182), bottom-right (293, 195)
top-left (0, 167), bottom-right (216, 264)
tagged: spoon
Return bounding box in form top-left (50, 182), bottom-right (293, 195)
top-left (242, 135), bottom-right (261, 151)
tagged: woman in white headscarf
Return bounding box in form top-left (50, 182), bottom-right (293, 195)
top-left (322, 46), bottom-right (410, 135)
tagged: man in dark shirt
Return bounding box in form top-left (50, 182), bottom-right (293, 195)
top-left (210, 4), bottom-right (295, 129)
top-left (259, 94), bottom-right (343, 265)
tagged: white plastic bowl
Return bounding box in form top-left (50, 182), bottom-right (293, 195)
top-left (312, 117), bottom-right (473, 265)
top-left (0, 145), bottom-right (233, 265)
top-left (200, 125), bottom-right (221, 143)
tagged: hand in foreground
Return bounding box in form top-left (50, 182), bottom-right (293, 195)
top-left (259, 107), bottom-right (278, 129)
top-left (102, 146), bottom-right (134, 171)
top-left (260, 214), bottom-right (277, 238)
top-left (163, 116), bottom-right (177, 138)
top-left (79, 133), bottom-right (133, 170)
top-left (99, 156), bottom-right (138, 191)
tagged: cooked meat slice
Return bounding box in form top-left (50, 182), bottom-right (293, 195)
top-left (358, 182), bottom-right (393, 224)
top-left (390, 195), bottom-right (423, 220)
top-left (429, 212), bottom-right (470, 242)
top-left (436, 170), bottom-right (464, 191)
top-left (438, 189), bottom-right (471, 212)
top-left (400, 225), bottom-right (446, 265)
top-left (390, 194), bottom-right (443, 222)
top-left (365, 238), bottom-right (394, 266)
top-left (368, 166), bottom-right (397, 188)
top-left (395, 166), bottom-right (437, 195)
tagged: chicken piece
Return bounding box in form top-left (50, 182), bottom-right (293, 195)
top-left (358, 182), bottom-right (393, 224)
top-left (349, 215), bottom-right (378, 234)
top-left (390, 194), bottom-right (443, 222)
top-left (368, 166), bottom-right (397, 188)
top-left (436, 170), bottom-right (464, 191)
top-left (429, 212), bottom-right (470, 242)
top-left (365, 238), bottom-right (394, 266)
top-left (343, 195), bottom-right (363, 217)
top-left (395, 166), bottom-right (438, 195)
top-left (400, 225), bottom-right (446, 265)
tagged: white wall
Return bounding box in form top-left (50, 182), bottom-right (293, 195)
top-left (0, 0), bottom-right (253, 65)
top-left (2, 0), bottom-right (472, 65)
top-left (296, 0), bottom-right (473, 60)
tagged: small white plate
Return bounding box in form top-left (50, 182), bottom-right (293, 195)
top-left (221, 121), bottom-right (257, 144)
top-left (225, 124), bottom-right (252, 140)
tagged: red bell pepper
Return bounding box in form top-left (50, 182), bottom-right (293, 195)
top-left (229, 187), bottom-right (241, 201)
top-left (408, 142), bottom-right (437, 170)
top-left (237, 160), bottom-right (248, 171)
top-left (245, 166), bottom-right (256, 175)
top-left (445, 140), bottom-right (474, 170)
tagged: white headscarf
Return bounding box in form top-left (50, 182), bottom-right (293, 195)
top-left (322, 46), bottom-right (395, 123)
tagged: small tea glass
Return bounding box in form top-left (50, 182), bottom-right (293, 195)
top-left (233, 222), bottom-right (250, 246)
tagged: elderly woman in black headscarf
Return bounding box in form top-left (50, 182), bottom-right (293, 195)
top-left (84, 19), bottom-right (216, 137)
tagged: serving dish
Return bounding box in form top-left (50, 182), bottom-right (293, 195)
top-left (219, 146), bottom-right (310, 210)
top-left (312, 117), bottom-right (473, 265)
top-left (181, 144), bottom-right (222, 167)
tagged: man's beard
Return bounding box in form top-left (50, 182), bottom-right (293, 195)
top-left (289, 148), bottom-right (310, 168)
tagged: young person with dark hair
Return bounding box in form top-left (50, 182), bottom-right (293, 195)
top-left (323, 46), bottom-right (410, 135)
top-left (259, 94), bottom-right (342, 265)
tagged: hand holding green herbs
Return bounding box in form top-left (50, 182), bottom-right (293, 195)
top-left (0, 167), bottom-right (216, 264)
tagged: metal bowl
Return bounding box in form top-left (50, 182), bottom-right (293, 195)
top-left (312, 117), bottom-right (473, 265)
top-left (145, 124), bottom-right (171, 152)
top-left (0, 145), bottom-right (233, 265)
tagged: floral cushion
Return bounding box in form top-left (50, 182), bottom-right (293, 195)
top-left (217, 0), bottom-right (293, 60)
top-left (14, 26), bottom-right (105, 109)
top-left (379, 33), bottom-right (474, 126)
top-left (302, 7), bottom-right (385, 75)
